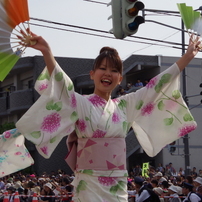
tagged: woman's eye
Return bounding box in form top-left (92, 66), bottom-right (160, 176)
top-left (99, 67), bottom-right (106, 70)
top-left (112, 69), bottom-right (118, 72)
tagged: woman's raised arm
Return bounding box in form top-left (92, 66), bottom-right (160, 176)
top-left (176, 34), bottom-right (201, 72)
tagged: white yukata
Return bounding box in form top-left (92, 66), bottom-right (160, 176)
top-left (0, 62), bottom-right (197, 202)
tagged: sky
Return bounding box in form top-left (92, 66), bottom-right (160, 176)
top-left (25, 0), bottom-right (202, 61)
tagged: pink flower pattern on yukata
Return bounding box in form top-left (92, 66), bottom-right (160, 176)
top-left (141, 102), bottom-right (155, 116)
top-left (98, 177), bottom-right (117, 186)
top-left (15, 152), bottom-right (22, 155)
top-left (40, 146), bottom-right (48, 155)
top-left (179, 124), bottom-right (197, 137)
top-left (71, 94), bottom-right (77, 108)
top-left (41, 113), bottom-right (61, 133)
top-left (112, 112), bottom-right (120, 124)
top-left (38, 83), bottom-right (48, 91)
top-left (4, 131), bottom-right (11, 139)
top-left (88, 94), bottom-right (106, 107)
top-left (146, 77), bottom-right (157, 89)
top-left (76, 119), bottom-right (87, 132)
top-left (92, 129), bottom-right (106, 138)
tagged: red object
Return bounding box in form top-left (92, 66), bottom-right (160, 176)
top-left (32, 193), bottom-right (38, 202)
top-left (3, 191), bottom-right (9, 202)
top-left (14, 191), bottom-right (20, 202)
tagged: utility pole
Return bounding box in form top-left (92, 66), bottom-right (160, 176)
top-left (181, 21), bottom-right (190, 176)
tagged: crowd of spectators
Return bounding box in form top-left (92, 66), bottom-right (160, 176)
top-left (0, 170), bottom-right (74, 202)
top-left (127, 163), bottom-right (202, 201)
top-left (0, 164), bottom-right (202, 202)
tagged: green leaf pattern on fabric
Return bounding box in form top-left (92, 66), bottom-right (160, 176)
top-left (158, 100), bottom-right (165, 111)
top-left (172, 90), bottom-right (181, 99)
top-left (37, 70), bottom-right (50, 81)
top-left (155, 73), bottom-right (171, 93)
top-left (152, 73), bottom-right (192, 127)
top-left (164, 117), bottom-right (174, 126)
top-left (71, 111), bottom-right (78, 122)
top-left (30, 131), bottom-right (41, 139)
top-left (118, 100), bottom-right (127, 110)
top-left (136, 100), bottom-right (144, 110)
top-left (55, 72), bottom-right (63, 81)
top-left (82, 169), bottom-right (93, 175)
top-left (50, 136), bottom-right (57, 143)
top-left (183, 113), bottom-right (194, 122)
top-left (110, 181), bottom-right (126, 196)
top-left (46, 100), bottom-right (62, 111)
top-left (76, 180), bottom-right (88, 193)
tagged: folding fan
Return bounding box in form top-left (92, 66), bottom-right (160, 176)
top-left (0, 0), bottom-right (35, 81)
top-left (177, 3), bottom-right (202, 41)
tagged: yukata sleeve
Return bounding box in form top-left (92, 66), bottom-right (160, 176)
top-left (0, 129), bottom-right (34, 177)
top-left (122, 63), bottom-right (197, 157)
top-left (16, 63), bottom-right (79, 159)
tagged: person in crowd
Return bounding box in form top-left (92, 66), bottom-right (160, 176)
top-left (39, 183), bottom-right (55, 202)
top-left (134, 79), bottom-right (144, 87)
top-left (185, 175), bottom-right (194, 185)
top-left (182, 182), bottom-right (201, 202)
top-left (167, 185), bottom-right (181, 202)
top-left (154, 172), bottom-right (167, 185)
top-left (156, 163), bottom-right (165, 173)
top-left (56, 177), bottom-right (73, 202)
top-left (6, 186), bottom-right (16, 202)
top-left (0, 29), bottom-right (201, 202)
top-left (151, 179), bottom-right (159, 189)
top-left (153, 187), bottom-right (164, 202)
top-left (134, 176), bottom-right (151, 202)
top-left (198, 170), bottom-right (202, 178)
top-left (133, 165), bottom-right (142, 177)
top-left (193, 177), bottom-right (202, 193)
top-left (178, 168), bottom-right (185, 177)
top-left (190, 167), bottom-right (198, 178)
top-left (175, 176), bottom-right (183, 187)
top-left (0, 179), bottom-right (5, 191)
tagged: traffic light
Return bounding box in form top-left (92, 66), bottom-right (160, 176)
top-left (121, 0), bottom-right (145, 37)
top-left (168, 141), bottom-right (176, 154)
top-left (108, 0), bottom-right (145, 39)
top-left (108, 0), bottom-right (124, 39)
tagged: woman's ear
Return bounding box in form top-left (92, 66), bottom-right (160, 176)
top-left (118, 75), bottom-right (123, 85)
top-left (90, 70), bottom-right (94, 80)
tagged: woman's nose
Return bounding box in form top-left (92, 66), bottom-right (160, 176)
top-left (104, 68), bottom-right (111, 76)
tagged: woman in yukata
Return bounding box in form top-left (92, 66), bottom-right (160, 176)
top-left (0, 31), bottom-right (201, 202)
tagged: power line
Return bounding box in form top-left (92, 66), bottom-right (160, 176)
top-left (29, 21), bottom-right (182, 50)
top-left (30, 17), bottom-right (187, 48)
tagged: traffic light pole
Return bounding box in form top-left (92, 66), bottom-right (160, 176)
top-left (143, 9), bottom-right (190, 176)
top-left (181, 21), bottom-right (190, 176)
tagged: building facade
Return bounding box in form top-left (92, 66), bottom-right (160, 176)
top-left (0, 54), bottom-right (201, 175)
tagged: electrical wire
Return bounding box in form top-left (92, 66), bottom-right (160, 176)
top-left (30, 17), bottom-right (186, 49)
top-left (29, 21), bottom-right (183, 50)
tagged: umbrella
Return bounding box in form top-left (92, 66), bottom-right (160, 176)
top-left (0, 0), bottom-right (35, 81)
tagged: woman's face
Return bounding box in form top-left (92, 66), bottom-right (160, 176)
top-left (90, 58), bottom-right (122, 100)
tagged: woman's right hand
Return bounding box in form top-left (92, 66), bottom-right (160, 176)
top-left (19, 29), bottom-right (51, 54)
top-left (18, 29), bottom-right (56, 75)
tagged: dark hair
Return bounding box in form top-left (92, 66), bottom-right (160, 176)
top-left (93, 47), bottom-right (123, 74)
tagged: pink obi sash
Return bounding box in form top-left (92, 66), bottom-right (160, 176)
top-left (65, 133), bottom-right (126, 172)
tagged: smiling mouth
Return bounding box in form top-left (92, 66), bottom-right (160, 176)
top-left (101, 79), bottom-right (112, 85)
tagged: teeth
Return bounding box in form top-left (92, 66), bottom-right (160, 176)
top-left (102, 79), bottom-right (111, 83)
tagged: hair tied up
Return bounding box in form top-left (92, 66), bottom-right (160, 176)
top-left (99, 46), bottom-right (119, 56)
